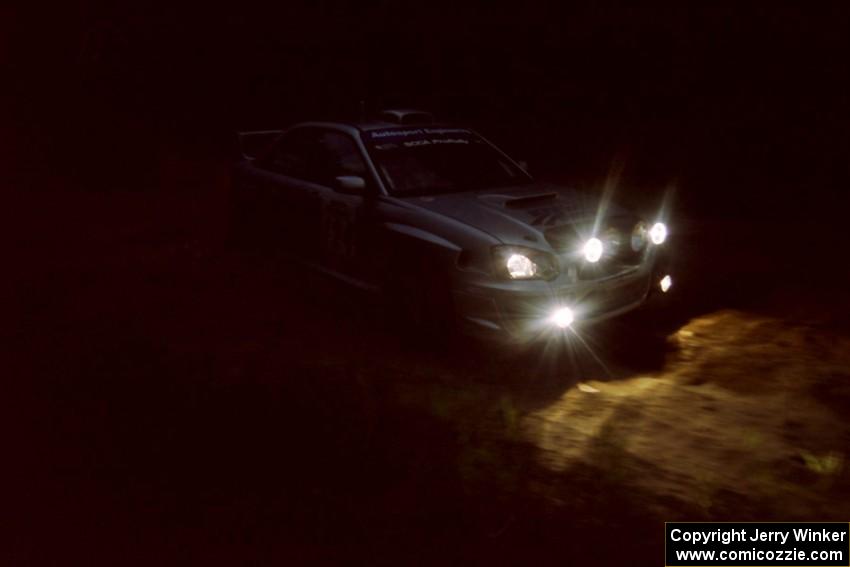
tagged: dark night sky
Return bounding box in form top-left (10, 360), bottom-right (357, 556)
top-left (6, 2), bottom-right (850, 218)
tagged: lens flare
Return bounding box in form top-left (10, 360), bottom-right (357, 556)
top-left (583, 238), bottom-right (603, 263)
top-left (660, 274), bottom-right (672, 293)
top-left (552, 307), bottom-right (575, 328)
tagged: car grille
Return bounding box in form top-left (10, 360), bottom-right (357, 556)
top-left (575, 260), bottom-right (641, 280)
top-left (573, 276), bottom-right (649, 317)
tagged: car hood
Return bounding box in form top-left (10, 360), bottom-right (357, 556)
top-left (399, 183), bottom-right (618, 248)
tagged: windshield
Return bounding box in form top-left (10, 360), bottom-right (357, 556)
top-left (363, 127), bottom-right (532, 196)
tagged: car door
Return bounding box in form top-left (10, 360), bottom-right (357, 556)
top-left (307, 130), bottom-right (377, 282)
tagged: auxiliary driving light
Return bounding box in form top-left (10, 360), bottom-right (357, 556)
top-left (649, 222), bottom-right (668, 245)
top-left (659, 274), bottom-right (672, 293)
top-left (583, 238), bottom-right (603, 263)
top-left (552, 307), bottom-right (574, 328)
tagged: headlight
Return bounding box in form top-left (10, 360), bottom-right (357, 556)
top-left (493, 246), bottom-right (558, 280)
top-left (582, 237), bottom-right (603, 263)
top-left (506, 254), bottom-right (536, 278)
top-left (649, 222), bottom-right (667, 245)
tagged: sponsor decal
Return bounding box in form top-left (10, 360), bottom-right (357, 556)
top-left (367, 127), bottom-right (473, 142)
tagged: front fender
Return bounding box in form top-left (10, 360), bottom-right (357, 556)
top-left (380, 222), bottom-right (465, 284)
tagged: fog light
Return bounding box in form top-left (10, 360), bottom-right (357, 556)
top-left (659, 274), bottom-right (672, 293)
top-left (552, 307), bottom-right (574, 328)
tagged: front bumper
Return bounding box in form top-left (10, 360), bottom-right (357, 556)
top-left (453, 263), bottom-right (669, 342)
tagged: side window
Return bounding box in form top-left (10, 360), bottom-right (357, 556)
top-left (262, 128), bottom-right (369, 187)
top-left (312, 131), bottom-right (368, 184)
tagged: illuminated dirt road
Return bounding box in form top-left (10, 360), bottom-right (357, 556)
top-left (6, 190), bottom-right (850, 565)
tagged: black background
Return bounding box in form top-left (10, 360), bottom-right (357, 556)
top-left (6, 1), bottom-right (850, 221)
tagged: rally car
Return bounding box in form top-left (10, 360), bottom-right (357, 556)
top-left (231, 109), bottom-right (672, 342)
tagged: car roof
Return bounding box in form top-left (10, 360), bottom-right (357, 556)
top-left (286, 120), bottom-right (469, 136)
top-left (351, 120), bottom-right (462, 132)
top-left (289, 109), bottom-right (462, 134)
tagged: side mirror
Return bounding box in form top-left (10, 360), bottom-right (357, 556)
top-left (334, 175), bottom-right (367, 194)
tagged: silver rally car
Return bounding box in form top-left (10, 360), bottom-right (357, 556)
top-left (231, 110), bottom-right (673, 342)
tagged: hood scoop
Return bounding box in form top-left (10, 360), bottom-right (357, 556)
top-left (494, 191), bottom-right (559, 209)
